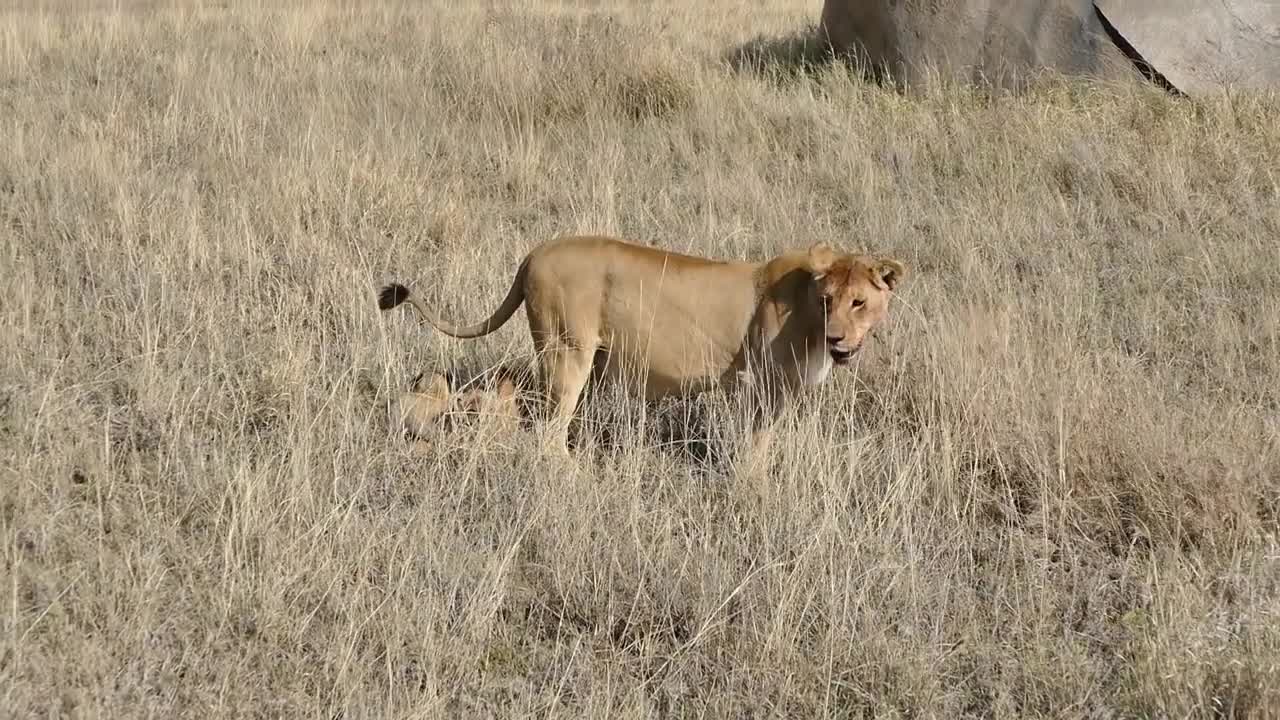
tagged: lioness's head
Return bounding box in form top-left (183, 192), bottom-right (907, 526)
top-left (806, 244), bottom-right (905, 365)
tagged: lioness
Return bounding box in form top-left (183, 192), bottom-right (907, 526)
top-left (379, 235), bottom-right (905, 457)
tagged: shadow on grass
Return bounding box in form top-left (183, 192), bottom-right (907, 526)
top-left (722, 25), bottom-right (836, 81)
top-left (722, 24), bottom-right (903, 94)
top-left (578, 390), bottom-right (737, 471)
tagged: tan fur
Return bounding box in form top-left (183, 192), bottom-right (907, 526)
top-left (396, 371), bottom-right (525, 445)
top-left (457, 377), bottom-right (522, 435)
top-left (396, 371), bottom-right (453, 440)
top-left (379, 235), bottom-right (905, 455)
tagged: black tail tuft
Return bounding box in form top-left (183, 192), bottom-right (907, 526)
top-left (378, 283), bottom-right (411, 310)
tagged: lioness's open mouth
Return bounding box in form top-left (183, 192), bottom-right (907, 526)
top-left (830, 346), bottom-right (856, 365)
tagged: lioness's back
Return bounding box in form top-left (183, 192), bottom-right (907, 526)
top-left (532, 235), bottom-right (739, 271)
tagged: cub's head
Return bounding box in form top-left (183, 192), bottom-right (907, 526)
top-left (805, 244), bottom-right (905, 365)
top-left (399, 371), bottom-right (453, 438)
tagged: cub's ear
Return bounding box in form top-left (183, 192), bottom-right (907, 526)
top-left (411, 371), bottom-right (451, 400)
top-left (806, 243), bottom-right (837, 278)
top-left (872, 258), bottom-right (906, 291)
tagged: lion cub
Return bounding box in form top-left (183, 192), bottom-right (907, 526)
top-left (396, 370), bottom-right (523, 449)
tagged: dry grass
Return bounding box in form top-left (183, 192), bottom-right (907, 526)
top-left (3, 1), bottom-right (1280, 717)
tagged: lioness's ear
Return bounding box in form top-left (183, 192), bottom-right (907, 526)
top-left (873, 259), bottom-right (906, 291)
top-left (806, 243), bottom-right (837, 278)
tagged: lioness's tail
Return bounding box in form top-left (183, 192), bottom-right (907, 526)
top-left (377, 258), bottom-right (528, 340)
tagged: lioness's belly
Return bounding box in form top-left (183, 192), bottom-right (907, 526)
top-left (591, 338), bottom-right (736, 400)
top-left (588, 262), bottom-right (757, 398)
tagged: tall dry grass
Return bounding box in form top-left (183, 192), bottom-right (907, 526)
top-left (2, 1), bottom-right (1279, 717)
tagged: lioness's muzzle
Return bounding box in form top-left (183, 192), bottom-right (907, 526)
top-left (827, 338), bottom-right (858, 364)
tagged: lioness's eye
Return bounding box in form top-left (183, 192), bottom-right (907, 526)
top-left (850, 298), bottom-right (865, 309)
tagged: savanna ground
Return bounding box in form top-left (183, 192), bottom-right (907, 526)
top-left (3, 1), bottom-right (1280, 717)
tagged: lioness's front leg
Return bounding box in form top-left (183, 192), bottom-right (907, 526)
top-left (735, 368), bottom-right (791, 477)
top-left (743, 421), bottom-right (777, 476)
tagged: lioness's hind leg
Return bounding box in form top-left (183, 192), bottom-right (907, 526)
top-left (538, 342), bottom-right (596, 454)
